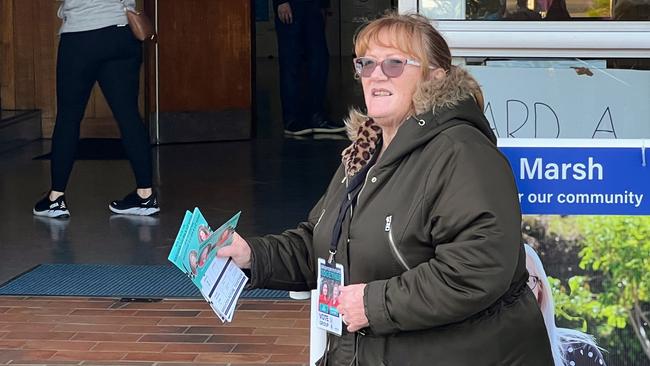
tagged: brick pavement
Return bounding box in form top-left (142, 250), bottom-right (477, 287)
top-left (0, 297), bottom-right (311, 366)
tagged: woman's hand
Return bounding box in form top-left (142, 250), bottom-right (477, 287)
top-left (216, 232), bottom-right (252, 269)
top-left (277, 3), bottom-right (293, 24)
top-left (337, 283), bottom-right (369, 333)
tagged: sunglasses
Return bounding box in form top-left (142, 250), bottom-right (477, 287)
top-left (353, 57), bottom-right (436, 78)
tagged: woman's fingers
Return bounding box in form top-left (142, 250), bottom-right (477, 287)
top-left (338, 284), bottom-right (369, 332)
top-left (216, 232), bottom-right (252, 269)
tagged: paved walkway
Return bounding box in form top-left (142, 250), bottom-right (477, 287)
top-left (0, 297), bottom-right (310, 365)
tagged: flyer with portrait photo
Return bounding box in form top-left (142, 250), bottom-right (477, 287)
top-left (168, 208), bottom-right (247, 322)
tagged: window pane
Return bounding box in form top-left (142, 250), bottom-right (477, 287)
top-left (419, 0), bottom-right (650, 20)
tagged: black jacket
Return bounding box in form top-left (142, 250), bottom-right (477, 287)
top-left (247, 66), bottom-right (554, 365)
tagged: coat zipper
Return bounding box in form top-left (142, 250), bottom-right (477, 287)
top-left (314, 209), bottom-right (326, 229)
top-left (356, 166), bottom-right (375, 208)
top-left (385, 215), bottom-right (410, 271)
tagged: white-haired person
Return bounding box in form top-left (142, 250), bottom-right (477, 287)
top-left (525, 244), bottom-right (607, 366)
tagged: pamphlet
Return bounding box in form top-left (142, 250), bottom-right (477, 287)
top-left (168, 208), bottom-right (248, 322)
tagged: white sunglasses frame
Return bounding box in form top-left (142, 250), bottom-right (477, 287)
top-left (353, 57), bottom-right (437, 78)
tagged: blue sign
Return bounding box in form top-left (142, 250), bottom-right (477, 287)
top-left (499, 146), bottom-right (649, 215)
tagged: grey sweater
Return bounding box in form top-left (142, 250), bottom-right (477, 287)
top-left (57, 0), bottom-right (136, 34)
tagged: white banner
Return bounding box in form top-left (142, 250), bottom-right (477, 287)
top-left (467, 66), bottom-right (650, 139)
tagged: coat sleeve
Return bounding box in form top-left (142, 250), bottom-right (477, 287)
top-left (364, 132), bottom-right (522, 335)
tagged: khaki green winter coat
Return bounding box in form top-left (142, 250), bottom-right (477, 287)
top-left (247, 66), bottom-right (554, 366)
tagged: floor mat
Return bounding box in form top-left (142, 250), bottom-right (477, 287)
top-left (0, 264), bottom-right (289, 299)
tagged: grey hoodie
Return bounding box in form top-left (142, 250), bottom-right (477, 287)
top-left (57, 0), bottom-right (136, 34)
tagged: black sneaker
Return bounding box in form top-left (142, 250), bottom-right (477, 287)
top-left (311, 120), bottom-right (346, 134)
top-left (284, 121), bottom-right (313, 136)
top-left (109, 191), bottom-right (160, 216)
top-left (33, 194), bottom-right (70, 218)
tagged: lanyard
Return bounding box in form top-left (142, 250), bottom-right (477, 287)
top-left (328, 141), bottom-right (381, 264)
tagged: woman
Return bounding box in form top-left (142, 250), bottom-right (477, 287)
top-left (319, 281), bottom-right (331, 307)
top-left (330, 283), bottom-right (341, 310)
top-left (525, 245), bottom-right (607, 366)
top-left (220, 13), bottom-right (552, 365)
top-left (33, 0), bottom-right (159, 218)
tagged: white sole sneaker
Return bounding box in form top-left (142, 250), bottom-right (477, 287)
top-left (33, 208), bottom-right (70, 218)
top-left (284, 128), bottom-right (314, 136)
top-left (289, 291), bottom-right (311, 300)
top-left (108, 205), bottom-right (160, 216)
top-left (311, 126), bottom-right (346, 134)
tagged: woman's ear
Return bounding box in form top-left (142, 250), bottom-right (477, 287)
top-left (429, 67), bottom-right (446, 81)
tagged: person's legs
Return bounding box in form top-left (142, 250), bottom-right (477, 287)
top-left (50, 32), bottom-right (100, 193)
top-left (302, 3), bottom-right (344, 134)
top-left (303, 2), bottom-right (329, 125)
top-left (34, 30), bottom-right (99, 218)
top-left (275, 4), bottom-right (311, 135)
top-left (97, 27), bottom-right (153, 191)
top-left (96, 26), bottom-right (158, 216)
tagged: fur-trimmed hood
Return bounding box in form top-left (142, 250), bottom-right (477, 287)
top-left (342, 66), bottom-right (495, 177)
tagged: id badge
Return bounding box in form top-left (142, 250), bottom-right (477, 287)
top-left (315, 258), bottom-right (344, 336)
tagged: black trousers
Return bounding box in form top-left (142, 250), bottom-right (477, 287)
top-left (51, 25), bottom-right (152, 192)
top-left (275, 1), bottom-right (329, 127)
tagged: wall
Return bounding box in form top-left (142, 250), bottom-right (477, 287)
top-left (0, 0), bottom-right (146, 138)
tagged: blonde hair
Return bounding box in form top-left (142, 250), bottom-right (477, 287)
top-left (353, 13), bottom-right (452, 79)
top-left (352, 13), bottom-right (486, 111)
top-left (524, 244), bottom-right (603, 366)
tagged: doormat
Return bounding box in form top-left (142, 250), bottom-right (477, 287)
top-left (0, 264), bottom-right (289, 299)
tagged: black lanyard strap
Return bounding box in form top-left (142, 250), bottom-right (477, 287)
top-left (328, 141), bottom-right (381, 264)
